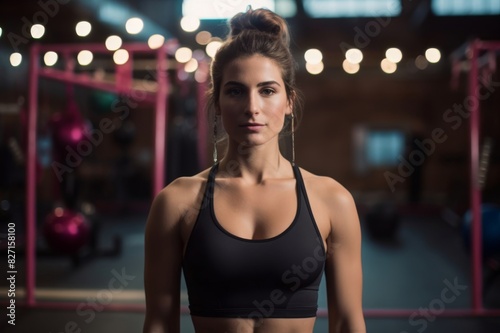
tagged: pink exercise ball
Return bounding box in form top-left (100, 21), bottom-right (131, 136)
top-left (50, 112), bottom-right (90, 154)
top-left (43, 208), bottom-right (91, 254)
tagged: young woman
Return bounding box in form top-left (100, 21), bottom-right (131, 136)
top-left (143, 8), bottom-right (365, 333)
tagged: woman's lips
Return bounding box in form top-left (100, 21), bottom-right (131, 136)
top-left (240, 123), bottom-right (265, 131)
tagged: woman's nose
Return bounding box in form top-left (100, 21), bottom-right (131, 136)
top-left (244, 91), bottom-right (260, 115)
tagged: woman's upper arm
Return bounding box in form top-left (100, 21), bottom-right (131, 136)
top-left (143, 185), bottom-right (184, 333)
top-left (324, 185), bottom-right (366, 333)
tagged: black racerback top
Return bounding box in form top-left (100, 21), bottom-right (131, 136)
top-left (182, 163), bottom-right (326, 319)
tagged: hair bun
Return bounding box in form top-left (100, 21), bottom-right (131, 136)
top-left (229, 8), bottom-right (290, 47)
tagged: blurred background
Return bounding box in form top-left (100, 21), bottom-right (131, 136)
top-left (0, 0), bottom-right (500, 332)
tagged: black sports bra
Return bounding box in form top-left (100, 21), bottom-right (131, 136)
top-left (182, 163), bottom-right (326, 319)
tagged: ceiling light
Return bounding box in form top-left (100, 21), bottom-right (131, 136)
top-left (76, 21), bottom-right (92, 37)
top-left (304, 49), bottom-right (322, 65)
top-left (126, 17), bottom-right (144, 35)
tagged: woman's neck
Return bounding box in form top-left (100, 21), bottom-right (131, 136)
top-left (217, 140), bottom-right (291, 184)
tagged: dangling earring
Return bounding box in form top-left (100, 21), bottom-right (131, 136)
top-left (213, 114), bottom-right (218, 164)
top-left (291, 112), bottom-right (295, 165)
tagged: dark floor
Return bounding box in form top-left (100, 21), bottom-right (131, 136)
top-left (1, 209), bottom-right (500, 332)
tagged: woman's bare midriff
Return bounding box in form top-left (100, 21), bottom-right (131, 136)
top-left (191, 316), bottom-right (317, 333)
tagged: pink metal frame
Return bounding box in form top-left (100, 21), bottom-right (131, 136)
top-left (15, 40), bottom-right (500, 318)
top-left (468, 40), bottom-right (500, 315)
top-left (22, 40), bottom-right (210, 308)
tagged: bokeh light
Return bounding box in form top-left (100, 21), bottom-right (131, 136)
top-left (381, 58), bottom-right (397, 74)
top-left (148, 34), bottom-right (165, 49)
top-left (304, 48), bottom-right (322, 65)
top-left (77, 50), bottom-right (93, 66)
top-left (196, 31), bottom-right (212, 45)
top-left (345, 48), bottom-right (363, 64)
top-left (44, 51), bottom-right (58, 66)
top-left (105, 35), bottom-right (122, 51)
top-left (113, 49), bottom-right (129, 65)
top-left (31, 24), bottom-right (45, 39)
top-left (185, 58), bottom-right (199, 73)
top-left (206, 40), bottom-right (222, 58)
top-left (425, 48), bottom-right (441, 63)
top-left (415, 55), bottom-right (429, 70)
top-left (386, 48), bottom-right (403, 63)
top-left (76, 21), bottom-right (92, 37)
top-left (180, 16), bottom-right (200, 32)
top-left (126, 17), bottom-right (144, 34)
top-left (175, 47), bottom-right (193, 63)
top-left (305, 61), bottom-right (324, 75)
top-left (342, 59), bottom-right (360, 74)
top-left (10, 53), bottom-right (22, 67)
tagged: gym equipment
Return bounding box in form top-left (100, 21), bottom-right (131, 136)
top-left (24, 40), bottom-right (207, 310)
top-left (43, 207), bottom-right (91, 254)
top-left (449, 39), bottom-right (500, 312)
top-left (463, 204), bottom-right (500, 258)
top-left (29, 201), bottom-right (122, 267)
top-left (50, 112), bottom-right (89, 152)
top-left (89, 90), bottom-right (117, 115)
top-left (49, 98), bottom-right (90, 158)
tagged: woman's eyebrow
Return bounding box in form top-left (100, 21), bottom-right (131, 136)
top-left (223, 80), bottom-right (281, 87)
top-left (257, 80), bottom-right (281, 87)
top-left (223, 81), bottom-right (245, 87)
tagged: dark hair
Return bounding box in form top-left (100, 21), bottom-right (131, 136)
top-left (207, 8), bottom-right (301, 125)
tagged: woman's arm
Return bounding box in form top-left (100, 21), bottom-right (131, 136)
top-left (325, 186), bottom-right (366, 333)
top-left (143, 185), bottom-right (184, 333)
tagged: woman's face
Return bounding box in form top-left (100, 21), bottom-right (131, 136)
top-left (217, 54), bottom-right (292, 148)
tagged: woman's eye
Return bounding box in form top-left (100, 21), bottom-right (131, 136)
top-left (226, 88), bottom-right (241, 96)
top-left (261, 88), bottom-right (275, 96)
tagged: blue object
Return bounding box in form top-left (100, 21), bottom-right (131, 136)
top-left (463, 204), bottom-right (500, 258)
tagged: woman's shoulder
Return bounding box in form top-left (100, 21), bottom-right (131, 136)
top-left (298, 167), bottom-right (359, 231)
top-left (146, 168), bottom-right (214, 234)
top-left (152, 167), bottom-right (212, 212)
top-left (298, 167), bottom-right (355, 205)
top-left (167, 168), bottom-right (211, 191)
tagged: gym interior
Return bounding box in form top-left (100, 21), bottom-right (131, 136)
top-left (1, 1), bottom-right (500, 332)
